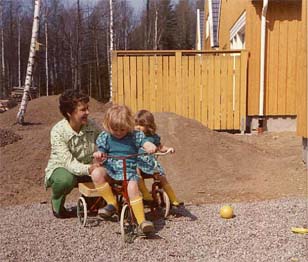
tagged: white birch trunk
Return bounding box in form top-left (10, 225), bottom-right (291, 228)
top-left (109, 0), bottom-right (113, 101)
top-left (106, 32), bottom-right (110, 99)
top-left (18, 14), bottom-right (21, 88)
top-left (154, 10), bottom-right (158, 50)
top-left (17, 0), bottom-right (41, 124)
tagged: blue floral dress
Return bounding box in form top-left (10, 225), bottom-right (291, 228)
top-left (96, 131), bottom-right (148, 181)
top-left (137, 133), bottom-right (165, 176)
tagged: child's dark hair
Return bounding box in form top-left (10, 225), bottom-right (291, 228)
top-left (135, 109), bottom-right (156, 135)
top-left (59, 89), bottom-right (89, 120)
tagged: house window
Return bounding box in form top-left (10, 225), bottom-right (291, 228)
top-left (230, 11), bottom-right (246, 49)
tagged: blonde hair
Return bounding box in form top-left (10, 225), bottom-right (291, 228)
top-left (135, 109), bottom-right (156, 136)
top-left (103, 104), bottom-right (134, 133)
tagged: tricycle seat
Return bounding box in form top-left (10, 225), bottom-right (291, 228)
top-left (78, 182), bottom-right (102, 197)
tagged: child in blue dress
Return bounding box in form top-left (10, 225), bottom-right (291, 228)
top-left (92, 105), bottom-right (156, 233)
top-left (135, 109), bottom-right (182, 207)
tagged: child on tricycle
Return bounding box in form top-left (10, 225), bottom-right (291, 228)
top-left (135, 109), bottom-right (183, 207)
top-left (91, 104), bottom-right (157, 234)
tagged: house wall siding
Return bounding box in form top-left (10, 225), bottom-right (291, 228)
top-left (242, 2), bottom-right (262, 116)
top-left (205, 0), bottom-right (262, 115)
top-left (217, 1), bottom-right (302, 117)
top-left (203, 0), bottom-right (306, 138)
top-left (218, 0), bottom-right (248, 50)
top-left (296, 0), bottom-right (307, 138)
top-left (264, 1), bottom-right (302, 116)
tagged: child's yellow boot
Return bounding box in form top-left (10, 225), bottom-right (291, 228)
top-left (130, 196), bottom-right (154, 234)
top-left (138, 178), bottom-right (153, 201)
top-left (162, 183), bottom-right (183, 207)
top-left (96, 182), bottom-right (118, 217)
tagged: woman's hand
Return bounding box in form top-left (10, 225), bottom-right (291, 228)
top-left (143, 141), bottom-right (157, 154)
top-left (93, 151), bottom-right (107, 163)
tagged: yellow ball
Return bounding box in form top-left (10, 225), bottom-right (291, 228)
top-left (220, 205), bottom-right (234, 219)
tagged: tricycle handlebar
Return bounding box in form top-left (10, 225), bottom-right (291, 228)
top-left (106, 148), bottom-right (173, 160)
top-left (153, 147), bottom-right (174, 156)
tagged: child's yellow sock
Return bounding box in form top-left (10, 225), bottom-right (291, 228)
top-left (138, 179), bottom-right (153, 201)
top-left (130, 196), bottom-right (146, 225)
top-left (162, 183), bottom-right (180, 206)
top-left (96, 182), bottom-right (118, 209)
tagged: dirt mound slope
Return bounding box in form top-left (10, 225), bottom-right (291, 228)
top-left (0, 95), bottom-right (107, 129)
top-left (0, 96), bottom-right (306, 207)
top-left (153, 113), bottom-right (306, 204)
top-left (0, 128), bottom-right (22, 147)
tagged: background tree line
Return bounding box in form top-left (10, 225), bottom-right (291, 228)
top-left (0, 0), bottom-right (204, 102)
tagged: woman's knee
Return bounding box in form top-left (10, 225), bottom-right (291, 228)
top-left (50, 168), bottom-right (76, 195)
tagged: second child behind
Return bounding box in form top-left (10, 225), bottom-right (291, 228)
top-left (135, 109), bottom-right (183, 207)
top-left (92, 104), bottom-right (156, 234)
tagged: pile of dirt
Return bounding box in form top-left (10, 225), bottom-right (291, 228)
top-left (0, 95), bottom-right (107, 128)
top-left (0, 128), bottom-right (22, 147)
top-left (0, 95), bottom-right (306, 207)
top-left (152, 113), bottom-right (306, 204)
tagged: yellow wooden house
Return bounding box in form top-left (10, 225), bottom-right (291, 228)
top-left (203, 0), bottom-right (307, 161)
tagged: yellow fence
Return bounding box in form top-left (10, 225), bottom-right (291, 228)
top-left (112, 50), bottom-right (248, 131)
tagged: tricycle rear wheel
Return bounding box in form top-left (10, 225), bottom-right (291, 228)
top-left (156, 190), bottom-right (170, 218)
top-left (77, 196), bottom-right (88, 227)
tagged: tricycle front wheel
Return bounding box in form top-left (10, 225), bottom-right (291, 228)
top-left (120, 204), bottom-right (138, 243)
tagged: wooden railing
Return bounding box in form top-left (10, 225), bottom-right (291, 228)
top-left (112, 50), bottom-right (248, 131)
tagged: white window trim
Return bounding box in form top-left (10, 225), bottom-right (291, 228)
top-left (230, 11), bottom-right (246, 41)
top-left (230, 11), bottom-right (246, 50)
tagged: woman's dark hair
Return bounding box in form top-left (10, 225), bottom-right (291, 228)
top-left (59, 89), bottom-right (89, 120)
top-left (135, 109), bottom-right (156, 135)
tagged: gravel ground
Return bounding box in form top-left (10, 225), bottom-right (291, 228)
top-left (1, 198), bottom-right (307, 262)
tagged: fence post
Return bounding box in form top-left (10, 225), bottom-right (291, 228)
top-left (240, 50), bottom-right (248, 134)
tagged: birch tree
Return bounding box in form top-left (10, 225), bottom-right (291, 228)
top-left (109, 0), bottom-right (113, 101)
top-left (17, 0), bottom-right (41, 124)
top-left (18, 11), bottom-right (22, 88)
top-left (154, 9), bottom-right (158, 50)
top-left (175, 0), bottom-right (196, 49)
